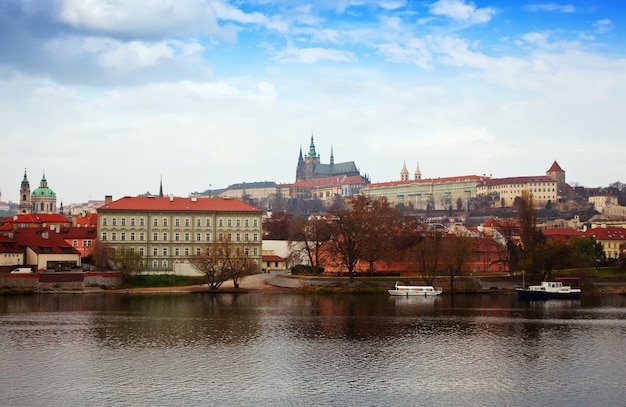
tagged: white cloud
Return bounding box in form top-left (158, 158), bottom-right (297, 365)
top-left (524, 3), bottom-right (576, 13)
top-left (43, 36), bottom-right (204, 71)
top-left (375, 38), bottom-right (433, 69)
top-left (429, 0), bottom-right (495, 25)
top-left (273, 45), bottom-right (356, 63)
top-left (57, 0), bottom-right (224, 38)
top-left (594, 19), bottom-right (613, 34)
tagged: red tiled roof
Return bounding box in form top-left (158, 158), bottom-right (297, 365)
top-left (58, 226), bottom-right (98, 239)
top-left (364, 175), bottom-right (484, 189)
top-left (0, 236), bottom-right (22, 253)
top-left (11, 227), bottom-right (81, 255)
top-left (547, 161), bottom-right (564, 173)
top-left (3, 213), bottom-right (71, 224)
top-left (75, 213), bottom-right (98, 227)
top-left (478, 176), bottom-right (554, 186)
top-left (262, 255), bottom-right (285, 262)
top-left (99, 196), bottom-right (262, 213)
top-left (583, 227), bottom-right (626, 241)
top-left (292, 175), bottom-right (368, 188)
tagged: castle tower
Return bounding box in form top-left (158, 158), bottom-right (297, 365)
top-left (18, 169), bottom-right (31, 214)
top-left (400, 162), bottom-right (409, 181)
top-left (546, 160), bottom-right (566, 196)
top-left (31, 172), bottom-right (57, 214)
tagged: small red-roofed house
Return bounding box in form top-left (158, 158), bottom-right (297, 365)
top-left (0, 235), bottom-right (25, 269)
top-left (57, 226), bottom-right (98, 259)
top-left (582, 227), bottom-right (626, 260)
top-left (10, 227), bottom-right (81, 271)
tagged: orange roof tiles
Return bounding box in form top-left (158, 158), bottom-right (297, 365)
top-left (98, 196), bottom-right (262, 213)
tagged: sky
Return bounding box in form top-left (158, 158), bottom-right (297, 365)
top-left (1, 0), bottom-right (625, 204)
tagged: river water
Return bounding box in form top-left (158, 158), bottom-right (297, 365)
top-left (0, 293), bottom-right (625, 407)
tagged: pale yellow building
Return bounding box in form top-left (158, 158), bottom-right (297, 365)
top-left (97, 196), bottom-right (263, 274)
top-left (476, 176), bottom-right (557, 208)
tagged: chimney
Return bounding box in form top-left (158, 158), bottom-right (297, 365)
top-left (105, 195), bottom-right (113, 205)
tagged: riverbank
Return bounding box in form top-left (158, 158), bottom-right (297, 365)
top-left (3, 270), bottom-right (626, 295)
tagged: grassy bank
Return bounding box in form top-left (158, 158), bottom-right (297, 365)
top-left (123, 275), bottom-right (205, 288)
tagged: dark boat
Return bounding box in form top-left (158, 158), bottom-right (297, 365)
top-left (516, 281), bottom-right (581, 300)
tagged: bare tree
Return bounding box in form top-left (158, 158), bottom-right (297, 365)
top-left (92, 239), bottom-right (114, 271)
top-left (327, 196), bottom-right (388, 282)
top-left (288, 216), bottom-right (332, 273)
top-left (410, 232), bottom-right (443, 286)
top-left (442, 235), bottom-right (474, 292)
top-left (190, 238), bottom-right (257, 289)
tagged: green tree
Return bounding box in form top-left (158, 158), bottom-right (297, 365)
top-left (568, 236), bottom-right (604, 267)
top-left (111, 247), bottom-right (144, 281)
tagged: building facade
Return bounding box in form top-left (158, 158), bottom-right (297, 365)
top-left (476, 161), bottom-right (565, 208)
top-left (362, 171), bottom-right (484, 211)
top-left (97, 196), bottom-right (263, 273)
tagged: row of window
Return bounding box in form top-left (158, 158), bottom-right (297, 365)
top-left (127, 246), bottom-right (260, 257)
top-left (102, 217), bottom-right (258, 228)
top-left (72, 240), bottom-right (93, 247)
top-left (101, 232), bottom-right (259, 242)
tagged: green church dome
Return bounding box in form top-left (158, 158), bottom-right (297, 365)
top-left (31, 173), bottom-right (56, 197)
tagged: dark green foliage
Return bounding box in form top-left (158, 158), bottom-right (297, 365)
top-left (124, 275), bottom-right (204, 288)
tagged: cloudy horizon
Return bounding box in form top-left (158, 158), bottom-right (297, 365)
top-left (1, 0), bottom-right (625, 204)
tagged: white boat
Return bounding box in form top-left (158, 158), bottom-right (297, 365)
top-left (388, 282), bottom-right (442, 296)
top-left (516, 281), bottom-right (581, 300)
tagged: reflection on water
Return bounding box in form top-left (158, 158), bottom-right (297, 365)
top-left (1, 293), bottom-right (625, 407)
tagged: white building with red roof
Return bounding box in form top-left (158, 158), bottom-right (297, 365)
top-left (582, 226), bottom-right (626, 260)
top-left (476, 161), bottom-right (566, 208)
top-left (97, 195), bottom-right (263, 274)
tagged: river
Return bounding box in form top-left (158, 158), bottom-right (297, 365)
top-left (1, 293), bottom-right (625, 407)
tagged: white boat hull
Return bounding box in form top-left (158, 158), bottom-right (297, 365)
top-left (388, 284), bottom-right (442, 296)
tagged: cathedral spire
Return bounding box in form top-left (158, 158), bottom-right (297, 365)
top-left (159, 175), bottom-right (164, 198)
top-left (414, 162), bottom-right (422, 180)
top-left (330, 145), bottom-right (334, 166)
top-left (307, 133), bottom-right (318, 158)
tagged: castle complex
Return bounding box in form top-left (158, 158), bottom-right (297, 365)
top-left (295, 135), bottom-right (361, 182)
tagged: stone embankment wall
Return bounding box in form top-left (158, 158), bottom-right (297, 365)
top-left (0, 272), bottom-right (122, 291)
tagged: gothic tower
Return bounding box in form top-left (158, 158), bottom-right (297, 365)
top-left (414, 162), bottom-right (422, 180)
top-left (296, 147), bottom-right (305, 181)
top-left (18, 169), bottom-right (31, 214)
top-left (303, 134), bottom-right (320, 181)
